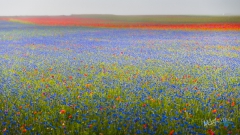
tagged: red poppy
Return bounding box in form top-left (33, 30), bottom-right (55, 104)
top-left (116, 96), bottom-right (121, 101)
top-left (169, 130), bottom-right (174, 135)
top-left (86, 84), bottom-right (92, 88)
top-left (2, 128), bottom-right (7, 132)
top-left (22, 129), bottom-right (27, 133)
top-left (60, 109), bottom-right (66, 114)
top-left (207, 129), bottom-right (215, 135)
top-left (212, 109), bottom-right (217, 114)
top-left (16, 112), bottom-right (21, 116)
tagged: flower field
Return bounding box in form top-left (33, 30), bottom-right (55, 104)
top-left (0, 19), bottom-right (240, 135)
top-left (2, 16), bottom-right (240, 31)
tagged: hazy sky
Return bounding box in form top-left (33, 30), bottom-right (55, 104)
top-left (0, 0), bottom-right (240, 16)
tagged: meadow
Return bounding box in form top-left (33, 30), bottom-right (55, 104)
top-left (0, 19), bottom-right (240, 135)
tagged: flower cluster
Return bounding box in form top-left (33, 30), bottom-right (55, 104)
top-left (0, 20), bottom-right (239, 134)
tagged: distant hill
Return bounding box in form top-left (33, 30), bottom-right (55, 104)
top-left (70, 14), bottom-right (240, 24)
top-left (1, 15), bottom-right (240, 24)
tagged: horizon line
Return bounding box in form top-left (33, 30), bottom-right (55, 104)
top-left (1, 14), bottom-right (240, 17)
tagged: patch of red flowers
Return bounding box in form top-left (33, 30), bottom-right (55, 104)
top-left (3, 17), bottom-right (240, 31)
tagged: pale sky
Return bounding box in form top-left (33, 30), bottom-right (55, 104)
top-left (0, 0), bottom-right (240, 16)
